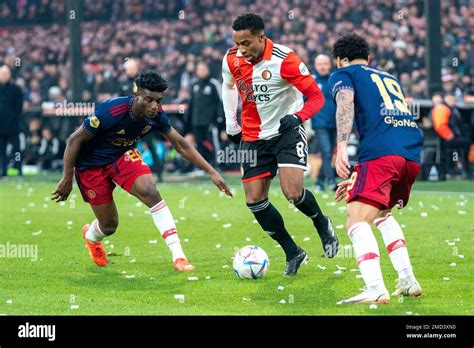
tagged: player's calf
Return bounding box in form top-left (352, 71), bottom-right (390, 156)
top-left (374, 212), bottom-right (422, 297)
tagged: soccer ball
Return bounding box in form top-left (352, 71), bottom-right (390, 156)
top-left (233, 245), bottom-right (270, 279)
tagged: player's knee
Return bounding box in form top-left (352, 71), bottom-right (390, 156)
top-left (136, 183), bottom-right (160, 201)
top-left (283, 187), bottom-right (302, 203)
top-left (245, 191), bottom-right (267, 204)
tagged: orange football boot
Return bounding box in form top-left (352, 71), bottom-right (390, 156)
top-left (173, 258), bottom-right (195, 272)
top-left (82, 224), bottom-right (107, 266)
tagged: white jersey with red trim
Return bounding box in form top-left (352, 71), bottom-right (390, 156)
top-left (222, 38), bottom-right (316, 142)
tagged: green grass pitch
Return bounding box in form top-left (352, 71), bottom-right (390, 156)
top-left (0, 176), bottom-right (472, 315)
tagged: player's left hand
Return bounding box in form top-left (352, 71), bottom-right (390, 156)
top-left (211, 172), bottom-right (233, 197)
top-left (51, 177), bottom-right (73, 202)
top-left (278, 114), bottom-right (301, 134)
top-left (334, 179), bottom-right (351, 202)
top-left (335, 145), bottom-right (351, 179)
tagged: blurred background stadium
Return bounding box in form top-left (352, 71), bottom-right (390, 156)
top-left (0, 0), bottom-right (473, 183)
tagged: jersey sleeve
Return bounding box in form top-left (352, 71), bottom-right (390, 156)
top-left (156, 111), bottom-right (172, 134)
top-left (328, 70), bottom-right (354, 100)
top-left (280, 52), bottom-right (315, 92)
top-left (222, 52), bottom-right (241, 135)
top-left (81, 102), bottom-right (111, 136)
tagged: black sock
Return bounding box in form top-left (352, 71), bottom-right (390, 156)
top-left (247, 199), bottom-right (299, 260)
top-left (294, 188), bottom-right (327, 232)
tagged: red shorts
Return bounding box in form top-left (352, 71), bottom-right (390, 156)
top-left (346, 155), bottom-right (421, 210)
top-left (75, 148), bottom-right (152, 205)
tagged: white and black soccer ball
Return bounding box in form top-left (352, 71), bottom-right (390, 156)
top-left (233, 245), bottom-right (270, 279)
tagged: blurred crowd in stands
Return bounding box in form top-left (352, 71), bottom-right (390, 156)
top-left (0, 0), bottom-right (473, 180)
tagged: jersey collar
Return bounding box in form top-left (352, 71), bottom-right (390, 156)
top-left (128, 96), bottom-right (137, 120)
top-left (262, 37), bottom-right (273, 60)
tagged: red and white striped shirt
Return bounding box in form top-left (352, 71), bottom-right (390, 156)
top-left (222, 37), bottom-right (325, 141)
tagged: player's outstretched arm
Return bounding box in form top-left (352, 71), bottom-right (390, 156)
top-left (335, 89), bottom-right (355, 179)
top-left (51, 127), bottom-right (94, 202)
top-left (164, 127), bottom-right (233, 197)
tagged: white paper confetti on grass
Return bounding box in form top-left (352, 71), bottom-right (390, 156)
top-left (333, 270), bottom-right (343, 275)
top-left (174, 294), bottom-right (185, 300)
top-left (326, 202), bottom-right (336, 206)
top-left (401, 224), bottom-right (406, 229)
top-left (188, 277), bottom-right (198, 281)
top-left (420, 212), bottom-right (428, 217)
top-left (279, 299), bottom-right (286, 304)
top-left (303, 237), bottom-right (311, 241)
top-left (184, 238), bottom-right (189, 243)
top-left (67, 220), bottom-right (73, 225)
top-left (222, 223), bottom-right (231, 228)
top-left (179, 216), bottom-right (186, 221)
top-left (212, 213), bottom-right (219, 218)
top-left (443, 277), bottom-right (450, 281)
top-left (70, 305), bottom-right (79, 310)
top-left (128, 212), bottom-right (134, 217)
top-left (148, 240), bottom-right (157, 244)
top-left (336, 224), bottom-right (344, 229)
top-left (222, 265), bottom-right (229, 268)
top-left (458, 211), bottom-right (466, 215)
top-left (205, 276), bottom-right (211, 280)
top-left (277, 286), bottom-right (285, 291)
top-left (215, 244), bottom-right (221, 249)
top-left (129, 259), bottom-right (136, 263)
top-left (369, 304), bottom-right (377, 309)
top-left (252, 220), bottom-right (258, 224)
top-left (322, 194), bottom-right (329, 199)
top-left (43, 204), bottom-right (48, 209)
top-left (356, 274), bottom-right (364, 279)
top-left (28, 202), bottom-right (35, 207)
top-left (32, 230), bottom-right (42, 236)
top-left (245, 237), bottom-right (251, 242)
top-left (350, 269), bottom-right (359, 272)
top-left (21, 208), bottom-right (26, 213)
top-left (447, 242), bottom-right (455, 246)
top-left (458, 254), bottom-right (464, 259)
top-left (242, 297), bottom-right (251, 301)
top-left (6, 300), bottom-right (13, 304)
top-left (25, 220), bottom-right (31, 225)
top-left (121, 271), bottom-right (127, 274)
top-left (453, 237), bottom-right (461, 242)
top-left (125, 275), bottom-right (136, 279)
top-left (406, 311), bottom-right (413, 315)
top-left (135, 202), bottom-right (143, 207)
top-left (104, 240), bottom-right (110, 245)
top-left (203, 190), bottom-right (210, 195)
top-left (336, 265), bottom-right (346, 271)
top-left (449, 263), bottom-right (456, 267)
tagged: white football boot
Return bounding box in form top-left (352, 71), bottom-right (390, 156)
top-left (392, 277), bottom-right (422, 297)
top-left (337, 287), bottom-right (390, 305)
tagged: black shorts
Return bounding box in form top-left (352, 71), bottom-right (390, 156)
top-left (241, 125), bottom-right (308, 182)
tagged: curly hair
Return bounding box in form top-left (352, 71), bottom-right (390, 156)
top-left (134, 69), bottom-right (168, 93)
top-left (232, 13), bottom-right (265, 35)
top-left (332, 33), bottom-right (370, 62)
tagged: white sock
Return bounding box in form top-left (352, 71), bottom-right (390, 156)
top-left (150, 200), bottom-right (186, 262)
top-left (85, 219), bottom-right (106, 243)
top-left (375, 213), bottom-right (414, 280)
top-left (348, 222), bottom-right (387, 292)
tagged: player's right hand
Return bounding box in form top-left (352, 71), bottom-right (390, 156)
top-left (334, 179), bottom-right (351, 202)
top-left (51, 177), bottom-right (73, 202)
top-left (211, 172), bottom-right (233, 197)
top-left (335, 145), bottom-right (351, 179)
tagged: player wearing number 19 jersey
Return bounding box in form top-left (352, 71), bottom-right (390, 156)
top-left (51, 69), bottom-right (231, 271)
top-left (330, 33), bottom-right (423, 304)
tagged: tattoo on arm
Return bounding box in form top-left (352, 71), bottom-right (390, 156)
top-left (335, 89), bottom-right (355, 143)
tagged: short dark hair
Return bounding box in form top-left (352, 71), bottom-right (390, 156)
top-left (332, 33), bottom-right (370, 62)
top-left (232, 13), bottom-right (264, 34)
top-left (134, 69), bottom-right (168, 93)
